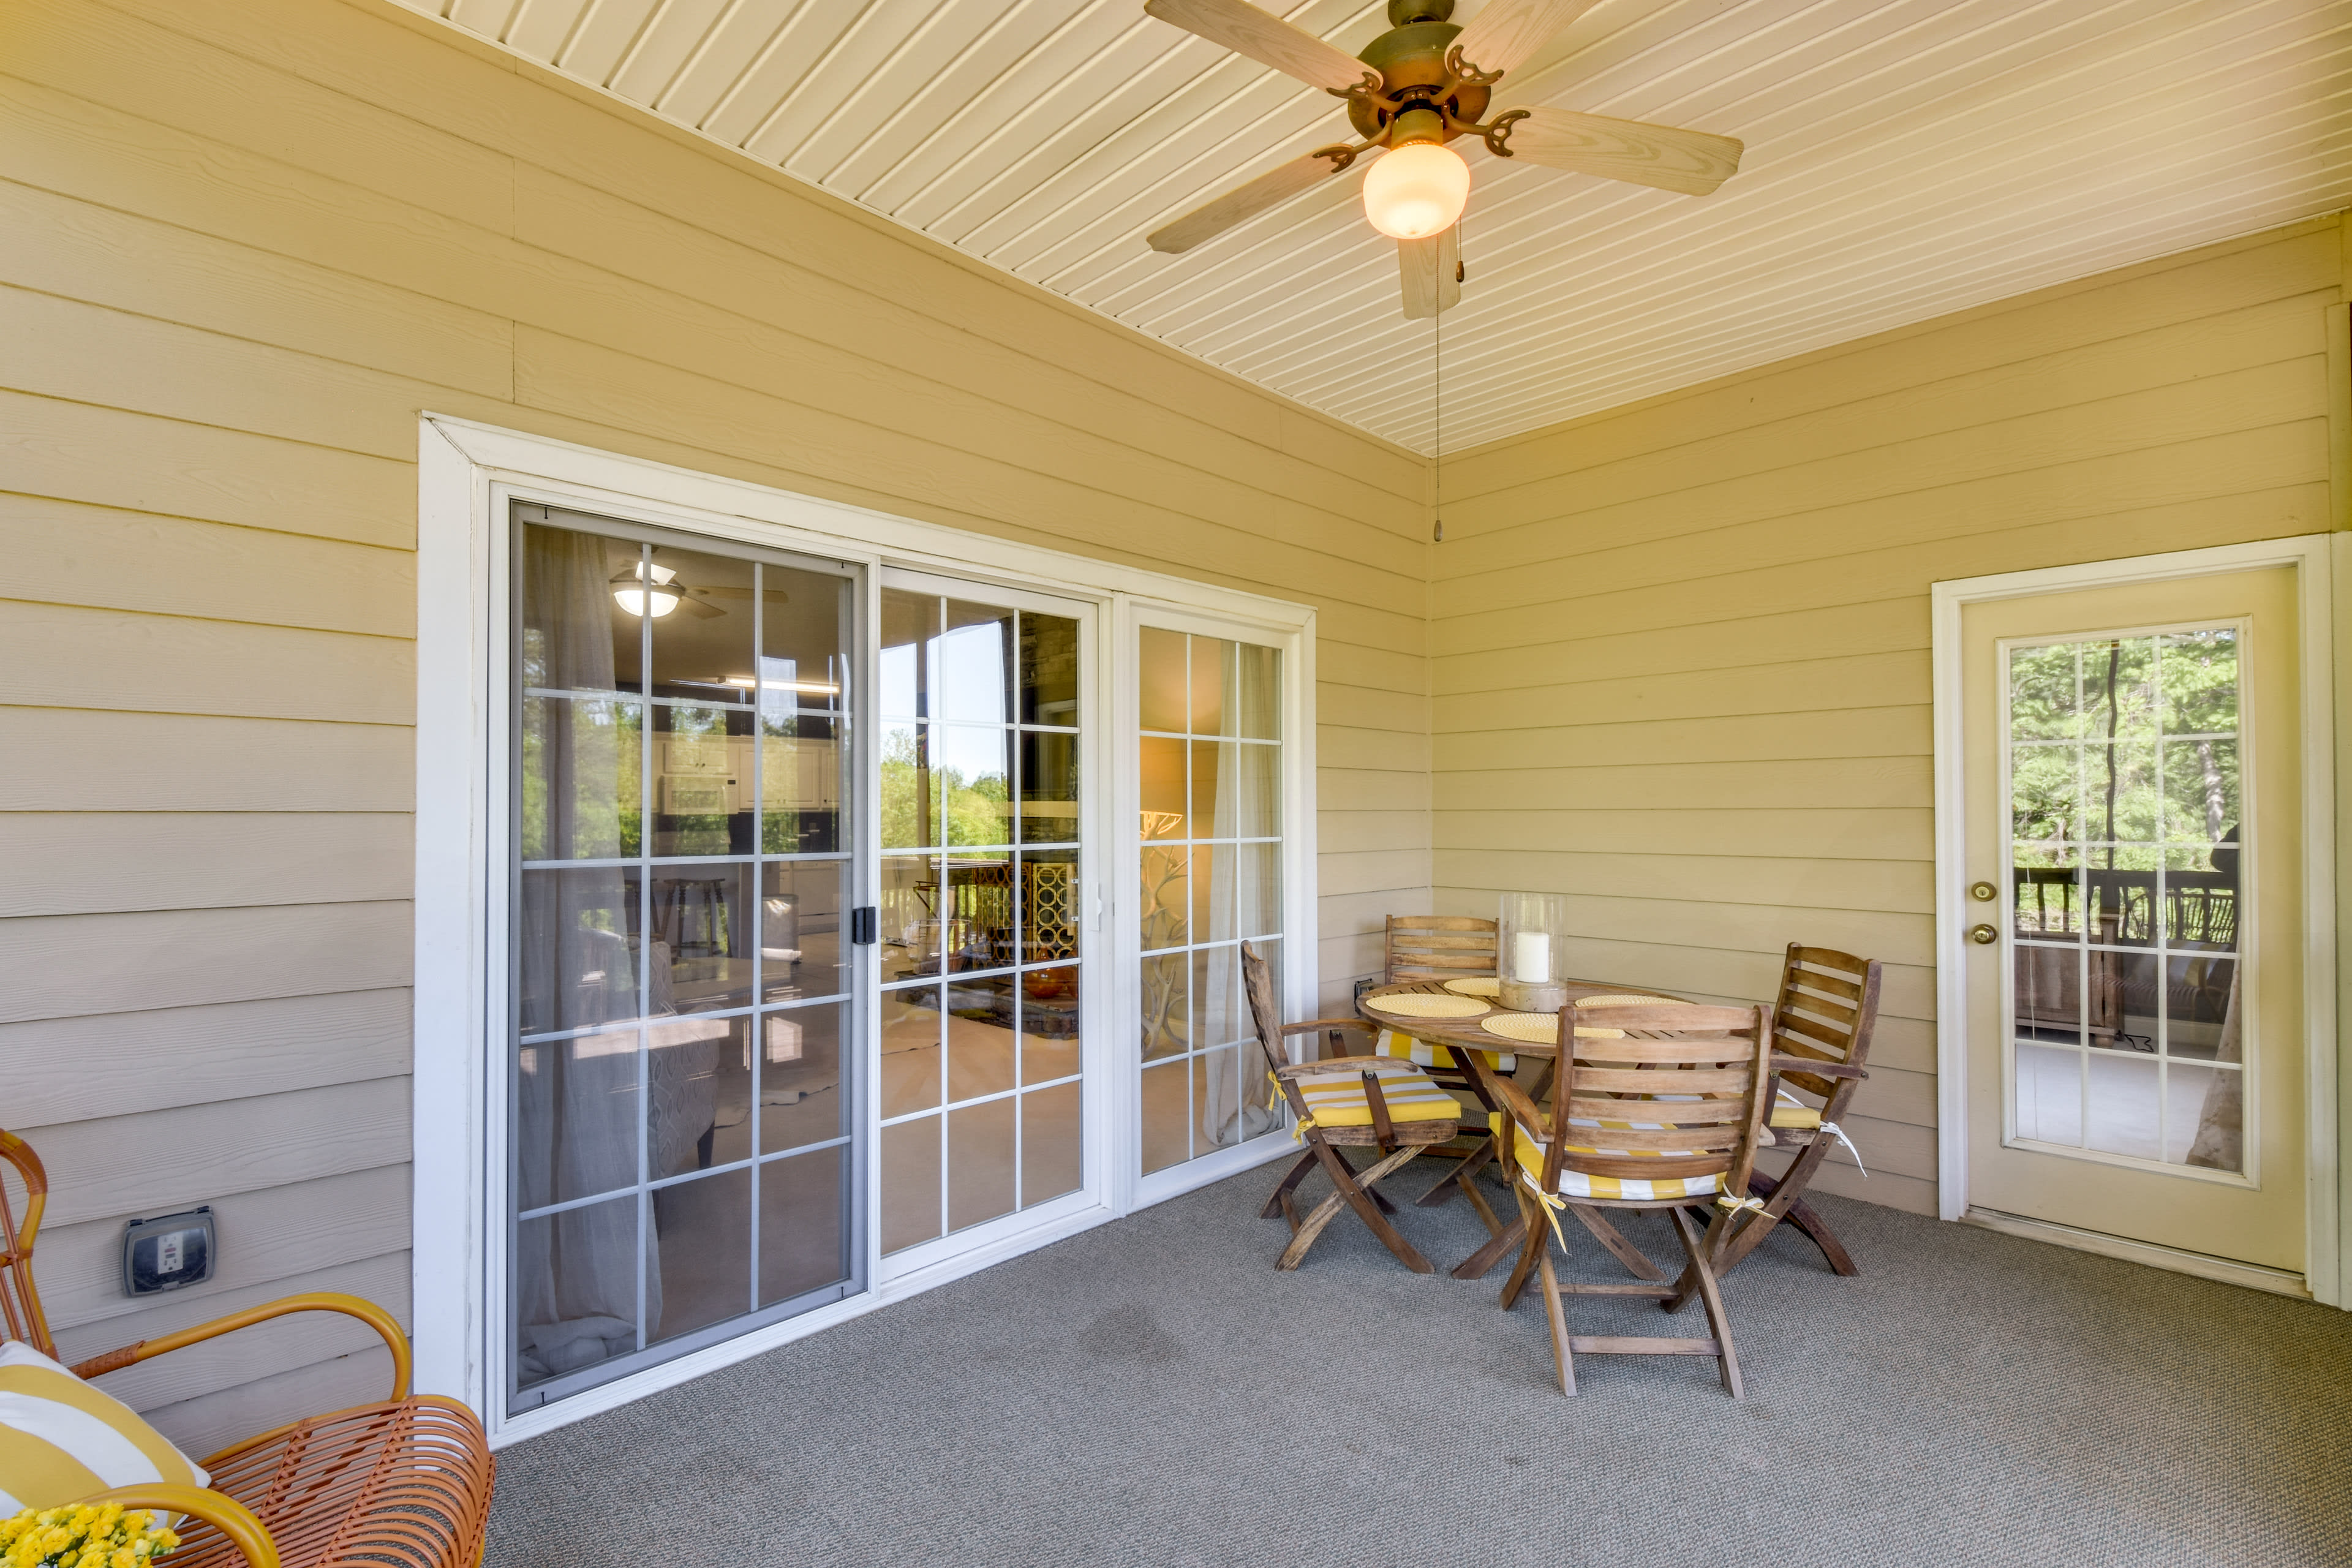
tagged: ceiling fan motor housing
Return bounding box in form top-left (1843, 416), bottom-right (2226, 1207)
top-left (1348, 14), bottom-right (1491, 143)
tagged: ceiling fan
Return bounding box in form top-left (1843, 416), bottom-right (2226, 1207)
top-left (1142, 0), bottom-right (1744, 318)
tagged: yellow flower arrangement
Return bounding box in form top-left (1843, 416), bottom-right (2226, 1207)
top-left (0, 1504), bottom-right (179, 1568)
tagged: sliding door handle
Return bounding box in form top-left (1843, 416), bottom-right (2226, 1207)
top-left (851, 907), bottom-right (877, 945)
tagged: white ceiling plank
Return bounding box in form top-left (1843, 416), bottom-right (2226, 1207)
top-left (693, 0), bottom-right (869, 147)
top-left (380, 0), bottom-right (2352, 452)
top-left (609, 0), bottom-right (736, 107)
top-left (753, 0), bottom-right (957, 168)
top-left (548, 0), bottom-right (669, 83)
top-left (505, 0), bottom-right (598, 57)
top-left (650, 0), bottom-right (807, 126)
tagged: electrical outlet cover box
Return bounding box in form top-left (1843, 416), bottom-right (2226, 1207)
top-left (122, 1208), bottom-right (215, 1296)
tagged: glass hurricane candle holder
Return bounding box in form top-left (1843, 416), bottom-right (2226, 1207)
top-left (1498, 891), bottom-right (1570, 1013)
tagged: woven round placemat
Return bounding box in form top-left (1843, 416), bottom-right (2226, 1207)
top-left (1577, 993), bottom-right (1675, 1007)
top-left (1442, 977), bottom-right (1501, 998)
top-left (1363, 992), bottom-right (1489, 1019)
top-left (1481, 1011), bottom-right (1558, 1043)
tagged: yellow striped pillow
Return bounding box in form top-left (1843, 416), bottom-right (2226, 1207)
top-left (0, 1340), bottom-right (209, 1513)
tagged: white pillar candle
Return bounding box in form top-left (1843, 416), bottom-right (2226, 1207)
top-left (1512, 930), bottom-right (1552, 984)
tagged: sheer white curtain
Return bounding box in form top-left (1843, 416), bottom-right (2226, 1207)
top-left (515, 527), bottom-right (656, 1383)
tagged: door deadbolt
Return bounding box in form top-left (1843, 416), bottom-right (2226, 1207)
top-left (1967, 923), bottom-right (1999, 944)
top-left (1969, 881), bottom-right (1998, 902)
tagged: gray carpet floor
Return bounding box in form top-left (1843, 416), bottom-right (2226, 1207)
top-left (484, 1160), bottom-right (2352, 1567)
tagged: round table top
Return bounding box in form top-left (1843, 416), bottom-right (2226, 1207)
top-left (1353, 976), bottom-right (1685, 1058)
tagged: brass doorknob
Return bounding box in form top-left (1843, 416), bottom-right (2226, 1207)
top-left (1969, 881), bottom-right (1998, 902)
top-left (1968, 924), bottom-right (1999, 944)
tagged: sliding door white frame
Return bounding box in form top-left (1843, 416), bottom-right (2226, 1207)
top-left (416, 415), bottom-right (1316, 1445)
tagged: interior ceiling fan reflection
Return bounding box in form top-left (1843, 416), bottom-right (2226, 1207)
top-left (1142, 0), bottom-right (1745, 318)
top-left (608, 550), bottom-right (767, 619)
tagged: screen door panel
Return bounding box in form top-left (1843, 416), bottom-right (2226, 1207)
top-left (508, 505), bottom-right (860, 1413)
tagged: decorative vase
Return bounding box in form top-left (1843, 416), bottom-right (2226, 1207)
top-left (1496, 891), bottom-right (1570, 1013)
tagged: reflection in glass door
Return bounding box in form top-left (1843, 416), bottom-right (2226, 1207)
top-left (507, 505), bottom-right (858, 1412)
top-left (876, 581), bottom-right (1090, 1256)
top-left (1137, 627), bottom-right (1284, 1175)
top-left (2005, 628), bottom-right (2247, 1169)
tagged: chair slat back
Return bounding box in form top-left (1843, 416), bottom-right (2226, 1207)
top-left (1773, 944), bottom-right (1883, 1106)
top-left (1545, 1003), bottom-right (1773, 1196)
top-left (0, 1129), bottom-right (58, 1356)
top-left (1240, 941), bottom-right (1287, 1077)
top-left (1384, 915), bottom-right (1498, 982)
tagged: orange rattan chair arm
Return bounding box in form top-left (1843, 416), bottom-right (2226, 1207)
top-left (72, 1484), bottom-right (280, 1568)
top-left (69, 1292), bottom-right (410, 1400)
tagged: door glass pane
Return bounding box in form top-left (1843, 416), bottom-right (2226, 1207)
top-left (510, 507), bottom-right (857, 1414)
top-left (2003, 628), bottom-right (2243, 1173)
top-left (878, 587), bottom-right (1088, 1253)
top-left (1137, 629), bottom-right (1285, 1172)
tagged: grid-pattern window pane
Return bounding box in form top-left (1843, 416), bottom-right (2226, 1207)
top-left (2005, 628), bottom-right (2244, 1172)
top-left (511, 513), bottom-right (854, 1411)
top-left (1138, 629), bottom-right (1284, 1174)
top-left (876, 590), bottom-right (1085, 1253)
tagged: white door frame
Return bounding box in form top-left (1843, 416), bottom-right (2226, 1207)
top-left (1929, 535), bottom-right (2340, 1306)
top-left (415, 415), bottom-right (1317, 1442)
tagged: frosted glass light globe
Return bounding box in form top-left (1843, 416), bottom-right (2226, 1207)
top-left (1363, 142), bottom-right (1470, 239)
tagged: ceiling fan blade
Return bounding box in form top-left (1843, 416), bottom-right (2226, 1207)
top-left (1501, 105), bottom-right (1742, 195)
top-left (682, 594), bottom-right (727, 619)
top-left (1398, 227), bottom-right (1460, 320)
top-left (1451, 0), bottom-right (1601, 76)
top-left (1147, 149), bottom-right (1365, 254)
top-left (1142, 0), bottom-right (1374, 93)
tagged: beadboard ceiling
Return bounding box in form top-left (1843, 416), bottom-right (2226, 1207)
top-left (397, 0), bottom-right (2352, 453)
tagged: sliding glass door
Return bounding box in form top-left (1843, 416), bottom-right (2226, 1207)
top-left (875, 570), bottom-right (1098, 1264)
top-left (506, 503), bottom-right (861, 1414)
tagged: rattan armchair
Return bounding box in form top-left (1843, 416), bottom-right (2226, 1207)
top-left (1, 1129), bottom-right (495, 1568)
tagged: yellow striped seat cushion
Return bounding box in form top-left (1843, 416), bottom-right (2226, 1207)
top-left (1293, 1062), bottom-right (1461, 1129)
top-left (1374, 1028), bottom-right (1515, 1074)
top-left (0, 1341), bottom-right (209, 1513)
top-left (1489, 1112), bottom-right (1725, 1202)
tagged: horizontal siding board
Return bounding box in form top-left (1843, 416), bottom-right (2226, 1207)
top-left (0, 284), bottom-right (491, 462)
top-left (0, 388), bottom-right (413, 549)
top-left (1444, 706), bottom-right (1931, 771)
top-left (1315, 810), bottom-right (1434, 856)
top-left (1317, 848), bottom-right (1433, 900)
top-left (0, 709), bottom-right (413, 811)
top-left (0, 989), bottom-right (410, 1125)
top-left (1450, 225), bottom-right (2343, 500)
top-left (1434, 756), bottom-right (1934, 814)
top-left (0, 494), bottom-right (417, 638)
top-left (1437, 650), bottom-right (1931, 725)
top-left (1436, 460), bottom-right (2328, 656)
top-left (0, 901), bottom-right (413, 1024)
top-left (0, 812), bottom-right (412, 917)
top-left (9, 0), bottom-right (516, 233)
top-left (28, 1164), bottom-right (412, 1333)
top-left (141, 1344), bottom-right (396, 1457)
top-left (0, 601), bottom-right (412, 723)
top-left (1441, 808), bottom-right (1931, 864)
top-left (55, 1251), bottom-right (412, 1412)
top-left (1439, 848), bottom-right (1930, 918)
top-left (17, 1079), bottom-right (411, 1226)
top-left (0, 175), bottom-right (513, 398)
top-left (1443, 283), bottom-right (2331, 550)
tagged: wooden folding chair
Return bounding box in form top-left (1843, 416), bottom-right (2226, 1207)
top-left (1707, 943), bottom-right (1880, 1278)
top-left (1241, 942), bottom-right (1461, 1273)
top-left (1, 1129), bottom-right (495, 1568)
top-left (1368, 917), bottom-right (1513, 1228)
top-left (1491, 1001), bottom-right (1774, 1397)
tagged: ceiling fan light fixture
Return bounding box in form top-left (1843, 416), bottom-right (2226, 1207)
top-left (611, 562), bottom-right (685, 618)
top-left (1363, 140), bottom-right (1469, 239)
